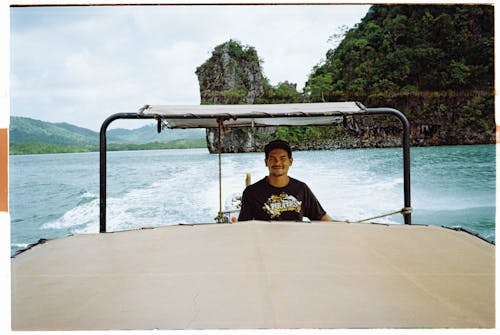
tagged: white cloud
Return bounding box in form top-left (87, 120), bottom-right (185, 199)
top-left (10, 4), bottom-right (370, 130)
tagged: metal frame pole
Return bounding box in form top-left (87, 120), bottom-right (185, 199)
top-left (99, 106), bottom-right (412, 233)
top-left (99, 113), bottom-right (157, 233)
top-left (365, 108), bottom-right (411, 225)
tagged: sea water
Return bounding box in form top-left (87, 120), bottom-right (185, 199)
top-left (10, 144), bottom-right (495, 255)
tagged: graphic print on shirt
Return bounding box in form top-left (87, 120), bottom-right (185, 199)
top-left (262, 192), bottom-right (302, 219)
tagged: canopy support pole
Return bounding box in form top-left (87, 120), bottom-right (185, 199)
top-left (100, 113), bottom-right (157, 233)
top-left (365, 107), bottom-right (411, 225)
top-left (215, 119), bottom-right (228, 223)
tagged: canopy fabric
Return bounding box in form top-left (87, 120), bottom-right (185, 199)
top-left (139, 102), bottom-right (366, 128)
top-left (12, 221), bottom-right (495, 329)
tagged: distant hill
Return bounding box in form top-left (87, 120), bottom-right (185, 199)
top-left (10, 116), bottom-right (205, 147)
top-left (107, 124), bottom-right (204, 144)
top-left (10, 117), bottom-right (99, 146)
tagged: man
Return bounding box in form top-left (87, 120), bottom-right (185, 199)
top-left (238, 139), bottom-right (333, 222)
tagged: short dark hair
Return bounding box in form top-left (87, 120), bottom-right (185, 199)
top-left (264, 140), bottom-right (292, 159)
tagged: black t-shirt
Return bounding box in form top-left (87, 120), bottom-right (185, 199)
top-left (238, 177), bottom-right (327, 221)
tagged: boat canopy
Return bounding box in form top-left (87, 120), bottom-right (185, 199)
top-left (139, 102), bottom-right (366, 128)
top-left (100, 102), bottom-right (412, 231)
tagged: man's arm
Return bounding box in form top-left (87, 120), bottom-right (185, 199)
top-left (301, 182), bottom-right (331, 222)
top-left (237, 189), bottom-right (253, 221)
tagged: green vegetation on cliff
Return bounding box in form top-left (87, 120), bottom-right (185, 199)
top-left (305, 5), bottom-right (493, 99)
top-left (196, 39), bottom-right (264, 104)
top-left (196, 39), bottom-right (303, 106)
top-left (198, 6), bottom-right (494, 151)
top-left (302, 4), bottom-right (494, 147)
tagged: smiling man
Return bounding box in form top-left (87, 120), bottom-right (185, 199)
top-left (238, 139), bottom-right (332, 222)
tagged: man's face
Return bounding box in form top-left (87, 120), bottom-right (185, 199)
top-left (265, 148), bottom-right (293, 177)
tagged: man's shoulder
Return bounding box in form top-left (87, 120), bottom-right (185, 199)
top-left (244, 177), bottom-right (308, 192)
top-left (244, 177), bottom-right (268, 192)
top-left (289, 177), bottom-right (307, 187)
top-left (288, 177), bottom-right (314, 193)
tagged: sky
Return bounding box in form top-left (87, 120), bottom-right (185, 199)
top-left (9, 3), bottom-right (371, 130)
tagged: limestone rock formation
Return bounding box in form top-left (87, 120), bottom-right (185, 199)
top-left (196, 40), bottom-right (269, 153)
top-left (196, 40), bottom-right (494, 153)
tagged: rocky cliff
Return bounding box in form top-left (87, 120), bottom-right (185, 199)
top-left (196, 39), bottom-right (265, 105)
top-left (304, 4), bottom-right (495, 149)
top-left (197, 40), bottom-right (495, 153)
top-left (196, 40), bottom-right (275, 153)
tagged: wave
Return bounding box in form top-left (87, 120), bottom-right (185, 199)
top-left (412, 206), bottom-right (495, 242)
top-left (77, 191), bottom-right (98, 205)
top-left (42, 174), bottom-right (222, 234)
top-left (11, 243), bottom-right (29, 249)
top-left (370, 177), bottom-right (404, 191)
top-left (29, 147), bottom-right (494, 247)
top-left (41, 198), bottom-right (98, 230)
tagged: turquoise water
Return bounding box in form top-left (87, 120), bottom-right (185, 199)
top-left (10, 145), bottom-right (495, 255)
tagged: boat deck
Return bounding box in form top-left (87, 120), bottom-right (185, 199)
top-left (11, 221), bottom-right (495, 330)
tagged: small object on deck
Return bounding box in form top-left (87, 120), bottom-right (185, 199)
top-left (245, 172), bottom-right (251, 186)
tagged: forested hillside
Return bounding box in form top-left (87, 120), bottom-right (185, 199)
top-left (303, 4), bottom-right (494, 147)
top-left (306, 5), bottom-right (493, 98)
top-left (9, 117), bottom-right (205, 154)
top-left (198, 5), bottom-right (494, 152)
top-left (10, 117), bottom-right (99, 146)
